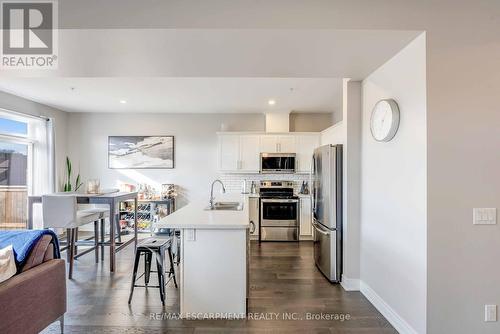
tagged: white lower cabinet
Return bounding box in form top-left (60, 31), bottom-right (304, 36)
top-left (248, 196), bottom-right (260, 239)
top-left (299, 196), bottom-right (313, 239)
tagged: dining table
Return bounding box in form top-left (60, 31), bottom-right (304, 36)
top-left (28, 191), bottom-right (138, 273)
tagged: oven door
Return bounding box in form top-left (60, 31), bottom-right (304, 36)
top-left (260, 198), bottom-right (298, 226)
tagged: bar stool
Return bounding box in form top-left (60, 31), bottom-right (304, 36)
top-left (42, 194), bottom-right (105, 279)
top-left (153, 226), bottom-right (180, 265)
top-left (128, 237), bottom-right (178, 305)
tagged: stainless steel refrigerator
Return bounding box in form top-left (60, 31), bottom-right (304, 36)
top-left (311, 144), bottom-right (343, 283)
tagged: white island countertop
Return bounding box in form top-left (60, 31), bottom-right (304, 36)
top-left (156, 193), bottom-right (249, 230)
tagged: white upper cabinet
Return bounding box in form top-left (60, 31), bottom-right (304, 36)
top-left (218, 135), bottom-right (240, 171)
top-left (217, 132), bottom-right (319, 173)
top-left (259, 135), bottom-right (296, 153)
top-left (239, 135), bottom-right (260, 172)
top-left (278, 135), bottom-right (296, 153)
top-left (296, 134), bottom-right (320, 173)
top-left (259, 135), bottom-right (279, 153)
top-left (218, 134), bottom-right (260, 173)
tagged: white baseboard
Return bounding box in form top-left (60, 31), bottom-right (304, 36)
top-left (360, 281), bottom-right (418, 334)
top-left (340, 275), bottom-right (360, 291)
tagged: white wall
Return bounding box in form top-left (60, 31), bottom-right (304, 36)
top-left (320, 80), bottom-right (362, 293)
top-left (66, 113), bottom-right (264, 206)
top-left (0, 90), bottom-right (68, 188)
top-left (290, 112), bottom-right (334, 132)
top-left (360, 34), bottom-right (426, 333)
top-left (342, 80), bottom-right (362, 290)
top-left (265, 113), bottom-right (290, 132)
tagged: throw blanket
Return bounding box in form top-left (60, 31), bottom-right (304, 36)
top-left (0, 230), bottom-right (60, 268)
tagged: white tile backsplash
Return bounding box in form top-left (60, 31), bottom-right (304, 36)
top-left (219, 173), bottom-right (310, 194)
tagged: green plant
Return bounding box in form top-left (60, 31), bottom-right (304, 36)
top-left (63, 156), bottom-right (83, 192)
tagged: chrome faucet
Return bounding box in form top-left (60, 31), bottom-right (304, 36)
top-left (209, 179), bottom-right (226, 209)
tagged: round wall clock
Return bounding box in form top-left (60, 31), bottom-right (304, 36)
top-left (370, 99), bottom-right (400, 142)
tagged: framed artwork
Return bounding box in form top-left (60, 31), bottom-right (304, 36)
top-left (108, 136), bottom-right (175, 169)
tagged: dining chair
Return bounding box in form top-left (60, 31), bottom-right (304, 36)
top-left (42, 195), bottom-right (103, 279)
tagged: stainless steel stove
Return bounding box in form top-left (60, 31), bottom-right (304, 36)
top-left (259, 181), bottom-right (299, 241)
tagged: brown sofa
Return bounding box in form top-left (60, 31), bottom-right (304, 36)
top-left (0, 235), bottom-right (66, 334)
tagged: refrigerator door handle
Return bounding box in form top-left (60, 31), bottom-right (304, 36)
top-left (250, 221), bottom-right (256, 234)
top-left (311, 155), bottom-right (317, 213)
top-left (312, 220), bottom-right (330, 235)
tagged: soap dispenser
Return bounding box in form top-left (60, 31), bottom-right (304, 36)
top-left (250, 181), bottom-right (257, 194)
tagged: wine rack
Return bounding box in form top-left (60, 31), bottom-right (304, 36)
top-left (119, 198), bottom-right (175, 233)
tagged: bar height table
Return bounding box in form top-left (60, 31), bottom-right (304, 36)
top-left (28, 191), bottom-right (138, 273)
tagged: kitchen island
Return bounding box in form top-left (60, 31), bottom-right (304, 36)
top-left (155, 194), bottom-right (249, 319)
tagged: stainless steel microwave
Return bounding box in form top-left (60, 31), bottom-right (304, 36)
top-left (260, 153), bottom-right (296, 174)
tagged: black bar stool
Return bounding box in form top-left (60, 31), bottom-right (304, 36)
top-left (128, 237), bottom-right (178, 305)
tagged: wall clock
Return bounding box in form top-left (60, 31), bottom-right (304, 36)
top-left (370, 99), bottom-right (400, 142)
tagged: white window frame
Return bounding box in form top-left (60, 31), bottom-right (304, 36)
top-left (0, 108), bottom-right (47, 195)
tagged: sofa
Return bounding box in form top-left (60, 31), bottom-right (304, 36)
top-left (0, 234), bottom-right (66, 334)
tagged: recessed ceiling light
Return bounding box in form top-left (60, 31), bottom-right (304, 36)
top-left (119, 100), bottom-right (127, 104)
top-left (268, 99), bottom-right (276, 106)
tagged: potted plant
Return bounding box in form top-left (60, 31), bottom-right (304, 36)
top-left (63, 156), bottom-right (83, 192)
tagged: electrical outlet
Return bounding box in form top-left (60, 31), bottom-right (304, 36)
top-left (473, 208), bottom-right (497, 225)
top-left (485, 305), bottom-right (497, 322)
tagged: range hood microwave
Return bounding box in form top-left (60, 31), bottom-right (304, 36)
top-left (260, 153), bottom-right (296, 174)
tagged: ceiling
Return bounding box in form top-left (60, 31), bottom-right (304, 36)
top-left (0, 77), bottom-right (343, 113)
top-left (0, 29), bottom-right (421, 114)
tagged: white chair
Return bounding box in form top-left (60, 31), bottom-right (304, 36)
top-left (42, 195), bottom-right (104, 279)
top-left (77, 204), bottom-right (111, 261)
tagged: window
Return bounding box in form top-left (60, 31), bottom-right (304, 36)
top-left (0, 117), bottom-right (30, 230)
top-left (0, 117), bottom-right (28, 137)
top-left (0, 141), bottom-right (28, 186)
top-left (0, 111), bottom-right (53, 230)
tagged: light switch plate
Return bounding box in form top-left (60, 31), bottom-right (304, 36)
top-left (485, 304), bottom-right (497, 322)
top-left (473, 208), bottom-right (497, 225)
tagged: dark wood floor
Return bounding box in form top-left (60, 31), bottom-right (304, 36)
top-left (42, 240), bottom-right (396, 334)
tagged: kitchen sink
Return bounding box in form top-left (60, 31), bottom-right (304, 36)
top-left (205, 201), bottom-right (243, 211)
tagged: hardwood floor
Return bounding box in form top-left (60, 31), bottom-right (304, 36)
top-left (42, 240), bottom-right (396, 334)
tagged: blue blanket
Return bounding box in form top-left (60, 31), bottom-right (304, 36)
top-left (0, 230), bottom-right (60, 266)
